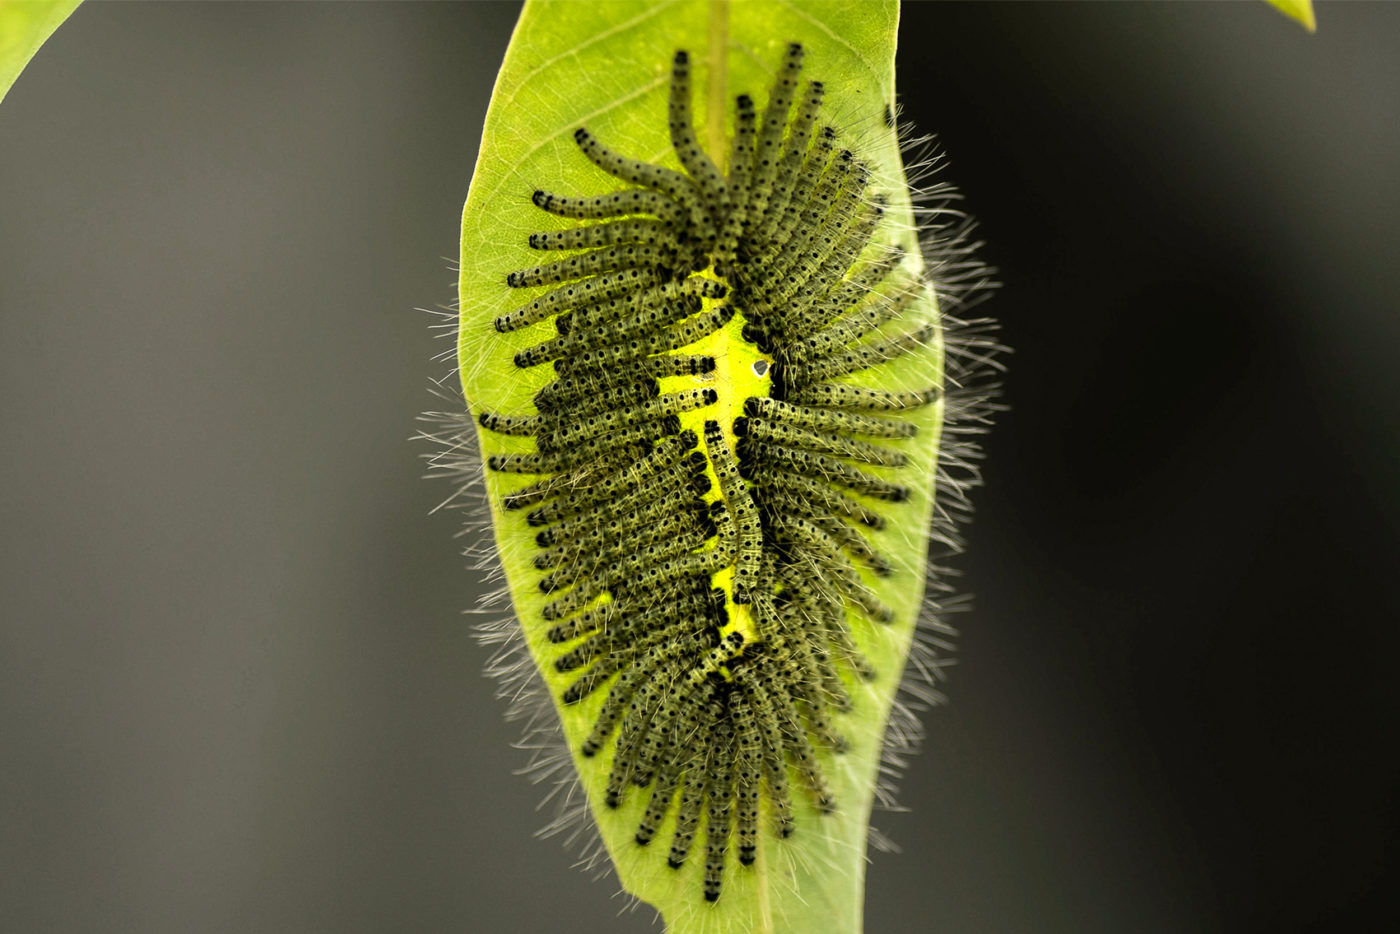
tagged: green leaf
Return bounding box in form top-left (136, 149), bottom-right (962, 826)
top-left (1263, 0), bottom-right (1316, 33)
top-left (456, 2), bottom-right (943, 932)
top-left (0, 0), bottom-right (82, 105)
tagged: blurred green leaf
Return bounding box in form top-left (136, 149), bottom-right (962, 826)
top-left (1264, 0), bottom-right (1316, 33)
top-left (0, 0), bottom-right (82, 105)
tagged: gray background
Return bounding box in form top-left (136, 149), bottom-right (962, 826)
top-left (2, 3), bottom-right (1396, 933)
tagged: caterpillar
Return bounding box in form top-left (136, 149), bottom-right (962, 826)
top-left (434, 12), bottom-right (1000, 929)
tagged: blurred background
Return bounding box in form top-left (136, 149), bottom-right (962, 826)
top-left (2, 2), bottom-right (1395, 932)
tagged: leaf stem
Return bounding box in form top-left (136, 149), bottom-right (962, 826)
top-left (705, 0), bottom-right (729, 163)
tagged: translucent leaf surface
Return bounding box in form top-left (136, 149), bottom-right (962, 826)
top-left (456, 2), bottom-right (942, 932)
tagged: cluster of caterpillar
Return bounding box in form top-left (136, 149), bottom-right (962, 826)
top-left (473, 43), bottom-right (968, 904)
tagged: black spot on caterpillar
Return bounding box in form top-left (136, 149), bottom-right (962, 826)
top-left (459, 39), bottom-right (998, 906)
